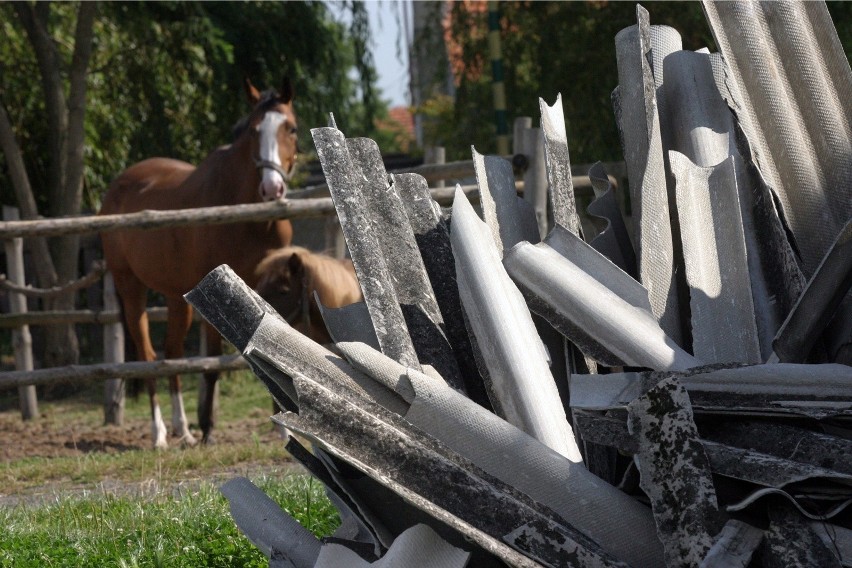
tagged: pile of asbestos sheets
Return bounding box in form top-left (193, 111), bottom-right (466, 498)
top-left (186, 2), bottom-right (852, 566)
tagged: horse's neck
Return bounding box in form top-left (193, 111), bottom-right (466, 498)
top-left (190, 141), bottom-right (260, 206)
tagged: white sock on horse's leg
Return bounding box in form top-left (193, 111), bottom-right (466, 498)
top-left (152, 404), bottom-right (168, 449)
top-left (171, 391), bottom-right (198, 446)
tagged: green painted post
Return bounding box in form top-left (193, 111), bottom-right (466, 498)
top-left (488, 1), bottom-right (509, 156)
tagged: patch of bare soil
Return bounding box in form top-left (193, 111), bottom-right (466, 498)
top-left (0, 409), bottom-right (283, 462)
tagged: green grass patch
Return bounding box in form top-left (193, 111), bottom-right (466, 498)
top-left (0, 474), bottom-right (339, 567)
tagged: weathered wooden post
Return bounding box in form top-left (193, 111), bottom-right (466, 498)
top-left (324, 216), bottom-right (346, 259)
top-left (2, 206), bottom-right (38, 420)
top-left (425, 146), bottom-right (446, 188)
top-left (102, 272), bottom-right (125, 425)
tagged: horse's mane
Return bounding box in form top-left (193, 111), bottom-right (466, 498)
top-left (231, 89), bottom-right (283, 141)
top-left (256, 246), bottom-right (360, 305)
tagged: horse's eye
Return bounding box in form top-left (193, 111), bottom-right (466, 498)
top-left (290, 127), bottom-right (298, 136)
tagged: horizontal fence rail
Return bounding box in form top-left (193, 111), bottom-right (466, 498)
top-left (0, 354), bottom-right (248, 390)
top-left (0, 306), bottom-right (181, 328)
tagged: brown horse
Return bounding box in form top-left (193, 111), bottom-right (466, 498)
top-left (254, 246), bottom-right (363, 344)
top-left (100, 78), bottom-right (298, 448)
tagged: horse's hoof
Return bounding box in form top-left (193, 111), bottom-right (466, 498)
top-left (154, 438), bottom-right (169, 451)
top-left (180, 433), bottom-right (199, 448)
top-left (201, 434), bottom-right (215, 446)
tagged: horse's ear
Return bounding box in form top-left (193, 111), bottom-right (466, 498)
top-left (244, 77), bottom-right (261, 106)
top-left (279, 76), bottom-right (294, 104)
top-left (287, 249), bottom-right (304, 276)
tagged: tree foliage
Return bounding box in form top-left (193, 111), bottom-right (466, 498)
top-left (0, 1), bottom-right (384, 215)
top-left (432, 1), bottom-right (716, 162)
top-left (0, 1), bottom-right (384, 367)
top-left (432, 1), bottom-right (852, 163)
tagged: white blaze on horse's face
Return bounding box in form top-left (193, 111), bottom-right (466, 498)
top-left (256, 110), bottom-right (288, 201)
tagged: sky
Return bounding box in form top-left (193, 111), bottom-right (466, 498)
top-left (329, 0), bottom-right (411, 108)
top-left (366, 1), bottom-right (410, 108)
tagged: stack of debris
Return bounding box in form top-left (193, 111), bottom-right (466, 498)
top-left (186, 2), bottom-right (852, 566)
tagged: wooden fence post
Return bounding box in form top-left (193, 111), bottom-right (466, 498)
top-left (513, 117), bottom-right (532, 156)
top-left (324, 216), bottom-right (346, 259)
top-left (2, 206), bottom-right (38, 420)
top-left (102, 272), bottom-right (125, 425)
top-left (425, 146), bottom-right (446, 188)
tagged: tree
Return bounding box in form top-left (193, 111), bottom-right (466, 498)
top-left (431, 1), bottom-right (852, 163)
top-left (0, 1), bottom-right (384, 369)
top-left (0, 1), bottom-right (98, 367)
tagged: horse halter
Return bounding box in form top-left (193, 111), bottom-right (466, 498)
top-left (255, 158), bottom-right (293, 182)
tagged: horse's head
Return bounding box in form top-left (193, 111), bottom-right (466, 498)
top-left (242, 77), bottom-right (299, 201)
top-left (255, 246), bottom-right (310, 323)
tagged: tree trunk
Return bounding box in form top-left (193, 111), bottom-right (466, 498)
top-left (11, 2), bottom-right (99, 368)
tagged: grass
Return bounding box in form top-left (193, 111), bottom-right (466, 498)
top-left (0, 367), bottom-right (341, 565)
top-left (0, 473), bottom-right (339, 567)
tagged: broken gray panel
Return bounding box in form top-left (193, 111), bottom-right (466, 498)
top-left (346, 138), bottom-right (465, 391)
top-left (521, 126), bottom-right (548, 238)
top-left (614, 7), bottom-right (683, 344)
top-left (337, 340), bottom-right (665, 568)
top-left (627, 378), bottom-right (725, 567)
top-left (572, 410), bottom-right (638, 455)
top-left (450, 186), bottom-right (582, 461)
top-left (503, 239), bottom-right (699, 371)
top-left (763, 504), bottom-right (843, 568)
top-left (544, 224), bottom-right (652, 314)
top-left (314, 524), bottom-right (470, 568)
top-left (587, 162), bottom-right (637, 277)
top-left (825, 294), bottom-right (852, 365)
top-left (470, 152), bottom-right (571, 411)
top-left (661, 47), bottom-right (804, 360)
top-left (699, 520), bottom-right (763, 568)
top-left (276, 374), bottom-right (625, 568)
top-left (185, 264), bottom-right (280, 352)
top-left (670, 152), bottom-right (761, 364)
top-left (571, 363), bottom-right (852, 414)
top-left (318, 300), bottom-right (381, 351)
top-left (703, 440), bottom-right (852, 494)
top-left (471, 149), bottom-right (538, 254)
top-left (285, 438), bottom-right (387, 555)
top-left (702, 0), bottom-right (852, 278)
top-left (701, 421), bottom-right (852, 477)
top-left (244, 313), bottom-right (408, 416)
top-left (661, 50), bottom-right (734, 168)
top-left (539, 94), bottom-right (582, 237)
top-left (309, 446), bottom-right (509, 567)
top-left (311, 127), bottom-right (420, 370)
top-left (810, 522), bottom-right (852, 567)
top-left (183, 264), bottom-right (305, 410)
top-left (335, 341), bottom-right (421, 404)
top-left (772, 218), bottom-right (852, 363)
top-left (395, 173), bottom-right (489, 408)
top-left (220, 477), bottom-right (322, 568)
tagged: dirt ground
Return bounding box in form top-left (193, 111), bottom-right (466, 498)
top-left (0, 410), bottom-right (286, 462)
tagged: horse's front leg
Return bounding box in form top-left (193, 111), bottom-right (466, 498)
top-left (199, 321), bottom-right (222, 444)
top-left (165, 298), bottom-right (198, 447)
top-left (112, 273), bottom-right (168, 449)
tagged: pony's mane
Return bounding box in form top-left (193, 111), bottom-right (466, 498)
top-left (231, 89), bottom-right (283, 141)
top-left (255, 246), bottom-right (359, 299)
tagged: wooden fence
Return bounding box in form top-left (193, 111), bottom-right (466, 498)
top-left (0, 116), bottom-right (626, 426)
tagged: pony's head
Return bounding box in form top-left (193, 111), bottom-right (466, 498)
top-left (237, 77), bottom-right (299, 201)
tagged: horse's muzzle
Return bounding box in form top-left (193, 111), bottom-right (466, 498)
top-left (259, 177), bottom-right (287, 201)
top-left (257, 160), bottom-right (291, 201)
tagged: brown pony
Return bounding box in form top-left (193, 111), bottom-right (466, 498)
top-left (100, 78), bottom-right (298, 448)
top-left (254, 246), bottom-right (363, 344)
